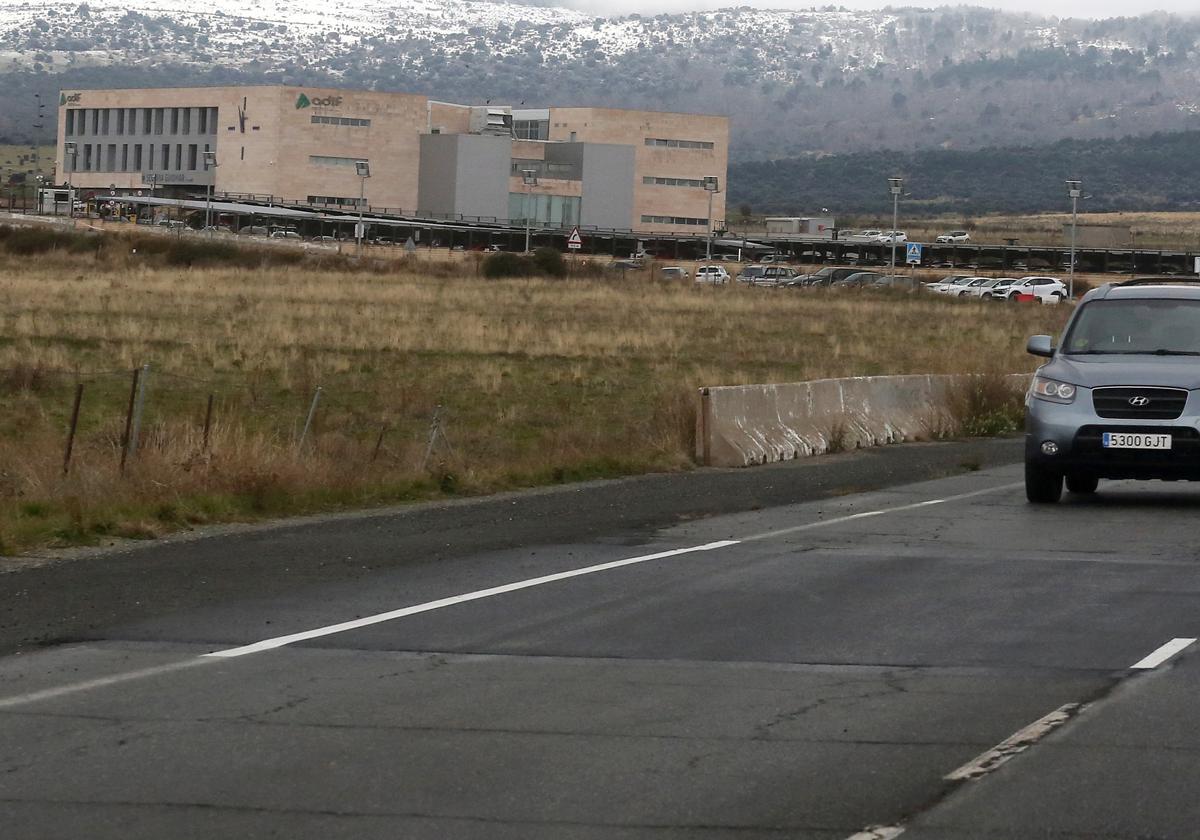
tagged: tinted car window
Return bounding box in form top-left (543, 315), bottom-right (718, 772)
top-left (1064, 299), bottom-right (1200, 354)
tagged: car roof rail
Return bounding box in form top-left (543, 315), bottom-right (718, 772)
top-left (1114, 276), bottom-right (1200, 287)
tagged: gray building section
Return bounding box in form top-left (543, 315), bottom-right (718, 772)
top-left (63, 106), bottom-right (218, 186)
top-left (417, 133), bottom-right (510, 221)
top-left (578, 143), bottom-right (634, 230)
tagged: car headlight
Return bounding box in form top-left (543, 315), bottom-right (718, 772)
top-left (1031, 376), bottom-right (1077, 404)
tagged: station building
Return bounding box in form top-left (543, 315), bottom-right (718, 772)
top-left (54, 86), bottom-right (728, 234)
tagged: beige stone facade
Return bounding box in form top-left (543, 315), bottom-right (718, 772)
top-left (56, 85), bottom-right (729, 233)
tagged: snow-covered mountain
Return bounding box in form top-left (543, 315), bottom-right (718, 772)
top-left (2, 0), bottom-right (1199, 160)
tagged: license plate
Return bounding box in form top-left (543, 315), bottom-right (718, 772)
top-left (1102, 432), bottom-right (1172, 450)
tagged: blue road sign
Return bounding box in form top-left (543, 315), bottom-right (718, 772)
top-left (906, 242), bottom-right (923, 265)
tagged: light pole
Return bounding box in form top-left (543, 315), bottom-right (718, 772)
top-left (522, 169), bottom-right (537, 253)
top-left (64, 141), bottom-right (77, 219)
top-left (202, 150), bottom-right (218, 233)
top-left (355, 160), bottom-right (370, 257)
top-left (888, 177), bottom-right (903, 276)
top-left (1066, 179), bottom-right (1081, 300)
top-left (703, 176), bottom-right (720, 261)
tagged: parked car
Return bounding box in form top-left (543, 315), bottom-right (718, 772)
top-left (791, 266), bottom-right (863, 287)
top-left (832, 271), bottom-right (884, 288)
top-left (1022, 278), bottom-right (1200, 502)
top-left (936, 230), bottom-right (971, 243)
top-left (695, 265), bottom-right (731, 284)
top-left (659, 266), bottom-right (690, 281)
top-left (737, 265), bottom-right (767, 284)
top-left (880, 230), bottom-right (908, 245)
top-left (872, 274), bottom-right (920, 291)
top-left (713, 254), bottom-right (742, 263)
top-left (981, 278), bottom-right (1019, 300)
top-left (948, 277), bottom-right (996, 298)
top-left (995, 276), bottom-right (1068, 303)
top-left (926, 275), bottom-right (976, 294)
top-left (759, 253), bottom-right (793, 264)
top-left (752, 266), bottom-right (801, 286)
top-left (270, 228), bottom-right (302, 240)
top-left (856, 229), bottom-right (885, 242)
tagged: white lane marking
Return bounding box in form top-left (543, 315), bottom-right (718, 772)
top-left (205, 540), bottom-right (741, 658)
top-left (944, 702), bottom-right (1082, 781)
top-left (0, 659), bottom-right (207, 711)
top-left (846, 826), bottom-right (905, 840)
top-left (741, 482), bottom-right (1022, 542)
top-left (1131, 637), bottom-right (1197, 670)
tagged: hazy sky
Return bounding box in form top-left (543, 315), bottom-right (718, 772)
top-left (561, 0), bottom-right (1200, 19)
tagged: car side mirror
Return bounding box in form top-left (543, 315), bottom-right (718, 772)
top-left (1027, 335), bottom-right (1055, 357)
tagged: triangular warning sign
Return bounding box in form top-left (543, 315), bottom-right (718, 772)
top-left (567, 226), bottom-right (583, 247)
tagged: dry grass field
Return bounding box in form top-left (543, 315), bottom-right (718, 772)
top-left (0, 226), bottom-right (1069, 553)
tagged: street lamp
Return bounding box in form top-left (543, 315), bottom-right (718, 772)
top-left (355, 160), bottom-right (370, 257)
top-left (63, 141), bottom-right (77, 219)
top-left (1066, 179), bottom-right (1081, 300)
top-left (888, 177), bottom-right (903, 276)
top-left (202, 150), bottom-right (218, 233)
top-left (522, 169), bottom-right (538, 253)
top-left (703, 176), bottom-right (720, 261)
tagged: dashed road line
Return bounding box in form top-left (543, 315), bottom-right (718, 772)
top-left (944, 702), bottom-right (1083, 781)
top-left (846, 825), bottom-right (905, 840)
top-left (1131, 637), bottom-right (1197, 670)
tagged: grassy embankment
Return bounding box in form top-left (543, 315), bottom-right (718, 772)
top-left (0, 224), bottom-right (1068, 554)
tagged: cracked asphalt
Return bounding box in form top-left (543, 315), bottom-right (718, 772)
top-left (3, 437), bottom-right (1200, 838)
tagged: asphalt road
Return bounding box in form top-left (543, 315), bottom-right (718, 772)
top-left (3, 438), bottom-right (1200, 839)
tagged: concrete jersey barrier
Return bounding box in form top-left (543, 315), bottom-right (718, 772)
top-left (696, 374), bottom-right (1025, 467)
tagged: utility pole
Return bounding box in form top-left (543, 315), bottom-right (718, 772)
top-left (202, 150), bottom-right (218, 233)
top-left (888, 177), bottom-right (903, 277)
top-left (64, 141), bottom-right (77, 219)
top-left (522, 169), bottom-right (538, 253)
top-left (355, 160), bottom-right (370, 257)
top-left (704, 176), bottom-right (720, 262)
top-left (1066, 179), bottom-right (1081, 300)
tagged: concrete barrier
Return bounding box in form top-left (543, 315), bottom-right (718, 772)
top-left (696, 374), bottom-right (1025, 467)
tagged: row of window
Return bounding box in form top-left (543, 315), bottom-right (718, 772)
top-left (641, 214), bottom-right (708, 226)
top-left (510, 159), bottom-right (579, 180)
top-left (310, 155), bottom-right (368, 167)
top-left (308, 195), bottom-right (366, 207)
top-left (643, 176), bottom-right (707, 188)
top-left (64, 142), bottom-right (214, 173)
top-left (311, 115), bottom-right (371, 127)
top-left (65, 107), bottom-right (219, 138)
top-left (644, 138), bottom-right (715, 150)
top-left (508, 192), bottom-right (581, 227)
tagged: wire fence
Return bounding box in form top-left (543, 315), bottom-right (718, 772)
top-left (0, 363), bottom-right (457, 479)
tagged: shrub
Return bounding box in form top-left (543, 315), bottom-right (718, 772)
top-left (482, 251), bottom-right (533, 279)
top-left (531, 247), bottom-right (567, 278)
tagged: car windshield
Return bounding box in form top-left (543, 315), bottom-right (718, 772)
top-left (1063, 299), bottom-right (1200, 355)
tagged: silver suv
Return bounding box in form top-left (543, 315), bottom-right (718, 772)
top-left (1024, 279), bottom-right (1200, 502)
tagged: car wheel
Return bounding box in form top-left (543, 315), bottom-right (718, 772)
top-left (1025, 462), bottom-right (1063, 503)
top-left (1066, 474), bottom-right (1099, 494)
top-left (982, 293), bottom-right (992, 300)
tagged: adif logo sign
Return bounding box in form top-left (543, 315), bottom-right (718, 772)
top-left (296, 93), bottom-right (343, 109)
top-left (61, 92), bottom-right (82, 105)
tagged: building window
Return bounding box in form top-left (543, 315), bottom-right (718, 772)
top-left (198, 108), bottom-right (207, 134)
top-left (182, 108), bottom-right (191, 135)
top-left (91, 109), bottom-right (100, 134)
top-left (133, 144), bottom-right (143, 170)
top-left (116, 109), bottom-right (125, 135)
top-left (101, 109), bottom-right (110, 134)
top-left (641, 214), bottom-right (708, 226)
top-left (121, 144), bottom-right (128, 171)
top-left (643, 176), bottom-right (706, 188)
top-left (187, 144), bottom-right (198, 171)
top-left (513, 119), bottom-right (549, 140)
top-left (209, 107), bottom-right (219, 134)
top-left (308, 155), bottom-right (369, 167)
top-left (129, 108), bottom-right (138, 134)
top-left (307, 195), bottom-right (366, 207)
top-left (644, 138), bottom-right (715, 150)
top-left (65, 110), bottom-right (76, 136)
top-left (82, 144), bottom-right (92, 170)
top-left (105, 144), bottom-right (116, 172)
top-left (508, 193), bottom-right (581, 227)
top-left (510, 159), bottom-right (579, 180)
top-left (161, 143), bottom-right (169, 169)
top-left (175, 144), bottom-right (183, 170)
top-left (153, 109), bottom-right (164, 135)
top-left (170, 108), bottom-right (179, 134)
top-left (310, 115), bottom-right (371, 127)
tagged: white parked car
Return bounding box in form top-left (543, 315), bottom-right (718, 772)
top-left (994, 276), bottom-right (1068, 303)
top-left (855, 229), bottom-right (885, 242)
top-left (926, 275), bottom-right (975, 294)
top-left (694, 265), bottom-right (730, 284)
top-left (659, 266), bottom-right (690, 281)
top-left (880, 230), bottom-right (908, 245)
top-left (936, 230), bottom-right (971, 243)
top-left (946, 276), bottom-right (996, 297)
